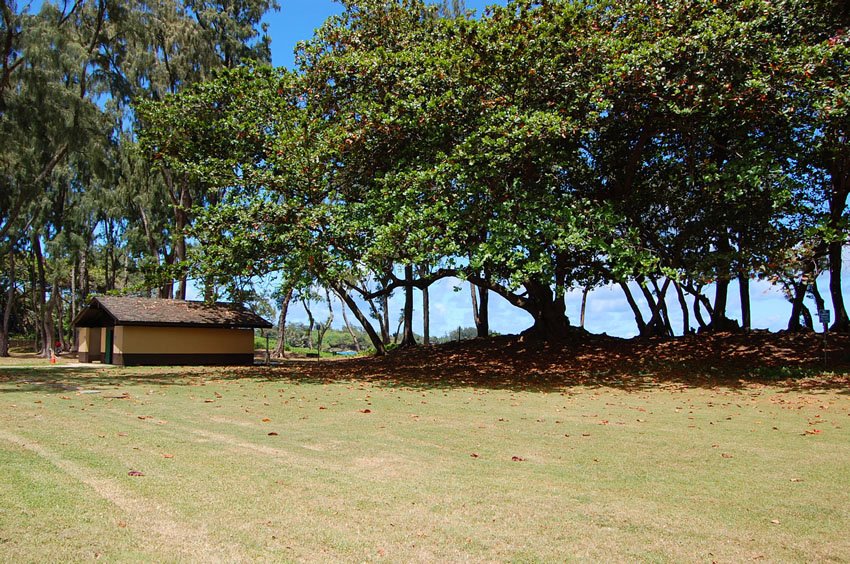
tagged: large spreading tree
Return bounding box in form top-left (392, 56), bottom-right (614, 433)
top-left (4, 0), bottom-right (848, 356)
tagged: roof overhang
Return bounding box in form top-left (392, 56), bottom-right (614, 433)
top-left (72, 296), bottom-right (273, 329)
top-left (72, 299), bottom-right (118, 328)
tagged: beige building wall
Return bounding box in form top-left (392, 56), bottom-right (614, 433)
top-left (115, 326), bottom-right (254, 355)
top-left (77, 327), bottom-right (102, 362)
top-left (79, 328), bottom-right (89, 353)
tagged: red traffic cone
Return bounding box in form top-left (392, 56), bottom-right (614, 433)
top-left (50, 352), bottom-right (57, 364)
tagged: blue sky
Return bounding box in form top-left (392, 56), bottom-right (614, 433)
top-left (240, 0), bottom-right (839, 338)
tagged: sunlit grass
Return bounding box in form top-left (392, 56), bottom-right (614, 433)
top-left (0, 362), bottom-right (848, 561)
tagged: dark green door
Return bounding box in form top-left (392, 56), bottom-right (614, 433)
top-left (104, 329), bottom-right (114, 364)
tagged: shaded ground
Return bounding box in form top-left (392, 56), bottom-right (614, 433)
top-left (2, 330), bottom-right (848, 394)
top-left (275, 330), bottom-right (850, 392)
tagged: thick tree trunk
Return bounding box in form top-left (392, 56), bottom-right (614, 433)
top-left (473, 281), bottom-right (490, 338)
top-left (787, 281), bottom-right (809, 332)
top-left (470, 282), bottom-right (480, 333)
top-left (811, 281), bottom-right (826, 310)
top-left (422, 284), bottom-right (430, 345)
top-left (620, 281), bottom-right (647, 335)
top-left (138, 205), bottom-right (169, 298)
top-left (811, 281), bottom-right (828, 331)
top-left (105, 220), bottom-right (119, 292)
top-left (161, 167), bottom-right (187, 300)
top-left (103, 235), bottom-right (110, 292)
top-left (479, 285), bottom-right (489, 337)
top-left (693, 298), bottom-right (707, 330)
top-left (28, 250), bottom-right (37, 352)
top-left (380, 295), bottom-right (391, 344)
top-left (685, 284), bottom-right (713, 331)
top-left (580, 286), bottom-right (590, 328)
top-left (673, 281), bottom-right (690, 335)
top-left (712, 278), bottom-right (731, 331)
top-left (332, 282), bottom-right (386, 355)
top-left (827, 162), bottom-right (850, 332)
top-left (0, 248), bottom-right (14, 357)
top-left (340, 296), bottom-right (361, 352)
top-left (315, 291), bottom-right (334, 359)
top-left (70, 260), bottom-right (78, 352)
top-left (79, 246), bottom-right (90, 302)
top-left (158, 250), bottom-right (175, 299)
top-left (738, 274), bottom-right (751, 330)
top-left (394, 316), bottom-right (403, 344)
top-left (828, 240), bottom-right (849, 331)
top-left (175, 205), bottom-right (189, 301)
top-left (638, 278), bottom-right (671, 337)
top-left (273, 286), bottom-right (293, 358)
top-left (470, 281), bottom-right (491, 338)
top-left (32, 235), bottom-right (52, 357)
top-left (302, 298), bottom-right (315, 350)
top-left (54, 279), bottom-right (67, 352)
top-left (400, 264), bottom-right (416, 348)
top-left (650, 278), bottom-right (674, 337)
top-left (801, 303), bottom-right (815, 330)
top-left (521, 281), bottom-right (572, 340)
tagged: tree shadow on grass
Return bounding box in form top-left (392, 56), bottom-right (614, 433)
top-left (2, 331), bottom-right (849, 395)
top-left (244, 331), bottom-right (850, 394)
top-left (263, 361), bottom-right (850, 396)
top-left (0, 364), bottom-right (216, 395)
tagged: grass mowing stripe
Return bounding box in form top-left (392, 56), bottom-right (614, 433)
top-left (0, 429), bottom-right (249, 562)
top-left (0, 441), bottom-right (138, 563)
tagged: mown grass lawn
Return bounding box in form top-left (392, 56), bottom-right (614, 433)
top-left (0, 360), bottom-right (848, 562)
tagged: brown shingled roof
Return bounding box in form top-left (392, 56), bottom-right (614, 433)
top-left (73, 296), bottom-right (272, 329)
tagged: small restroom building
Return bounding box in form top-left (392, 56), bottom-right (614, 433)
top-left (73, 296), bottom-right (272, 366)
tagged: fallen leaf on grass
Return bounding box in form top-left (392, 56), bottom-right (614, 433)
top-left (360, 409), bottom-right (372, 414)
top-left (804, 429), bottom-right (822, 435)
top-left (267, 432), bottom-right (279, 436)
top-left (204, 399), bottom-right (215, 403)
top-left (262, 418), bottom-right (271, 422)
top-left (127, 470), bottom-right (144, 477)
top-left (770, 519), bottom-right (780, 525)
top-left (511, 456), bottom-right (525, 462)
top-left (790, 478), bottom-right (803, 482)
top-left (118, 521), bottom-right (127, 529)
top-left (721, 453), bottom-right (734, 459)
top-left (162, 454), bottom-right (174, 459)
top-left (470, 453), bottom-right (479, 458)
